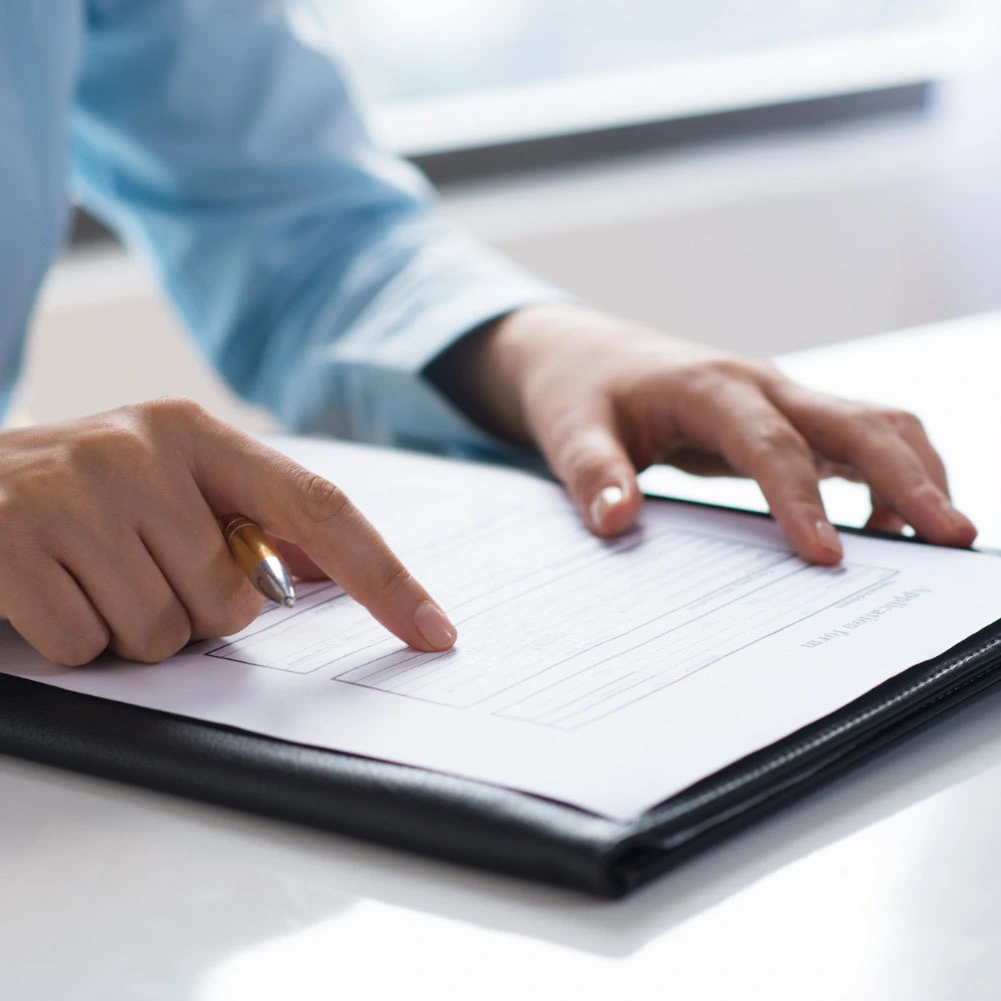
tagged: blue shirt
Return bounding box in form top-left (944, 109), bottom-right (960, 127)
top-left (0, 1), bottom-right (560, 451)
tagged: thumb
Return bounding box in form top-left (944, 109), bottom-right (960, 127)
top-left (541, 413), bottom-right (642, 537)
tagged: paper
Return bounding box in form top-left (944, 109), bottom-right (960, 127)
top-left (3, 436), bottom-right (1001, 821)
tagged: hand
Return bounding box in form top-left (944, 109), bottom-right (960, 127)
top-left (435, 305), bottom-right (977, 563)
top-left (0, 398), bottom-right (456, 666)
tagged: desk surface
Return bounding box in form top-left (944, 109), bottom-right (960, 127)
top-left (6, 314), bottom-right (1001, 1001)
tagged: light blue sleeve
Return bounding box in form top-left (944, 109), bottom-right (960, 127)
top-left (69, 0), bottom-right (564, 454)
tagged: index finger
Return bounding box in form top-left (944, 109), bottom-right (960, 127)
top-left (193, 427), bottom-right (457, 653)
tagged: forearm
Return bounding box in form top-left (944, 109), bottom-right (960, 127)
top-left (70, 0), bottom-right (567, 457)
top-left (262, 220), bottom-right (566, 451)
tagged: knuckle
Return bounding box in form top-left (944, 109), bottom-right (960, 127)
top-left (119, 605), bottom-right (192, 664)
top-left (746, 423), bottom-right (811, 462)
top-left (223, 588), bottom-right (264, 635)
top-left (671, 362), bottom-right (729, 401)
top-left (670, 356), bottom-right (773, 411)
top-left (48, 622), bottom-right (111, 668)
top-left (197, 580), bottom-right (262, 639)
top-left (753, 359), bottom-right (785, 382)
top-left (884, 408), bottom-right (925, 436)
top-left (847, 403), bottom-right (896, 435)
top-left (139, 396), bottom-right (208, 431)
top-left (909, 480), bottom-right (945, 505)
top-left (374, 561), bottom-right (415, 604)
top-left (64, 422), bottom-right (155, 478)
top-left (695, 354), bottom-right (768, 386)
top-left (296, 470), bottom-right (352, 526)
top-left (694, 355), bottom-right (741, 379)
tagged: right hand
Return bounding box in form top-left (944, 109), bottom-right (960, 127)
top-left (0, 398), bottom-right (457, 666)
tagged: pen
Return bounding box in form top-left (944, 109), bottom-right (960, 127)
top-left (222, 514), bottom-right (296, 608)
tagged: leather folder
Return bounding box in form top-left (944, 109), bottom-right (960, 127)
top-left (2, 612), bottom-right (1000, 898)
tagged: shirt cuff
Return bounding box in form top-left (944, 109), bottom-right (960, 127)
top-left (280, 233), bottom-right (574, 460)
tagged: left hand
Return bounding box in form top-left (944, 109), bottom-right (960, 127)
top-left (434, 304), bottom-right (977, 564)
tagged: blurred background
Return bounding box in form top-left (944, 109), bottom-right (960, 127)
top-left (14, 0), bottom-right (1001, 430)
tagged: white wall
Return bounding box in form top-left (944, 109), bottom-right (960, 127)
top-left (447, 117), bottom-right (945, 356)
top-left (14, 87), bottom-right (1001, 430)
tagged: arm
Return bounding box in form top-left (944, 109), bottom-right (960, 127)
top-left (0, 1), bottom-right (484, 668)
top-left (71, 0), bottom-right (561, 453)
top-left (72, 1), bottom-right (976, 564)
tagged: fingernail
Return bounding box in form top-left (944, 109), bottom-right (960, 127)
top-left (590, 485), bottom-right (625, 530)
top-left (815, 519), bottom-right (844, 559)
top-left (413, 601), bottom-right (457, 651)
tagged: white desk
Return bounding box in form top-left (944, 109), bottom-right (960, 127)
top-left (6, 314), bottom-right (1001, 1001)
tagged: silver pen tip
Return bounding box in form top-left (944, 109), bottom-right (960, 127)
top-left (252, 556), bottom-right (297, 608)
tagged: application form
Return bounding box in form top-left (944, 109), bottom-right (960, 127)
top-left (3, 437), bottom-right (1001, 820)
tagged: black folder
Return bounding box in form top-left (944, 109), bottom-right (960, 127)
top-left (2, 610), bottom-right (1000, 898)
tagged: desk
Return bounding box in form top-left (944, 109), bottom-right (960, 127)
top-left (5, 314), bottom-right (1001, 1001)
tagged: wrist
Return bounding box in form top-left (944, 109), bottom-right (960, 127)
top-left (426, 304), bottom-right (579, 445)
top-left (427, 302), bottom-right (653, 447)
top-left (465, 303), bottom-right (614, 440)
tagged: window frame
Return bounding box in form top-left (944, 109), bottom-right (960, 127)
top-left (70, 17), bottom-right (952, 243)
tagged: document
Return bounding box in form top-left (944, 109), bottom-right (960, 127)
top-left (3, 436), bottom-right (1001, 821)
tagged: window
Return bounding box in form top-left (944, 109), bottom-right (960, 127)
top-left (72, 0), bottom-right (957, 244)
top-left (299, 0), bottom-right (956, 155)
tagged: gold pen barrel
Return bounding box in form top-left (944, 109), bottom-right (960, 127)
top-left (222, 515), bottom-right (296, 608)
